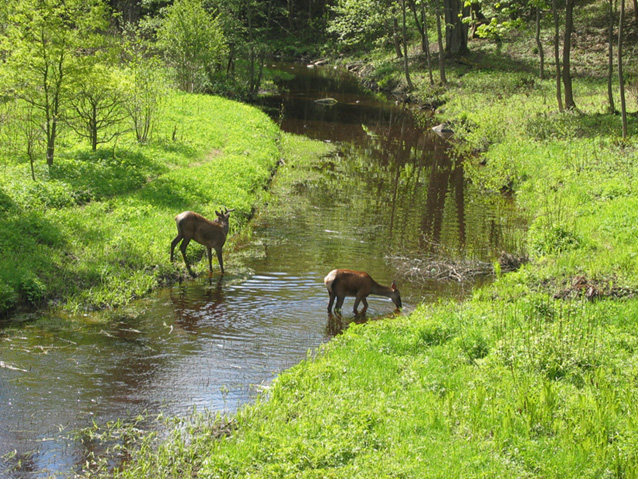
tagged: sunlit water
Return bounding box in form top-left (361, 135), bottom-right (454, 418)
top-left (0, 63), bottom-right (524, 477)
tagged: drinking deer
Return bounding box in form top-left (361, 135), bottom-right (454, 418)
top-left (324, 269), bottom-right (402, 314)
top-left (170, 208), bottom-right (234, 276)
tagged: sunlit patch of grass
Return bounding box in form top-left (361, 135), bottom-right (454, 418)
top-left (0, 91), bottom-right (281, 314)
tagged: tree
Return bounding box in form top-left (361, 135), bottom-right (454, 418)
top-left (67, 66), bottom-right (127, 151)
top-left (121, 32), bottom-right (167, 143)
top-left (19, 103), bottom-right (45, 182)
top-left (399, 0), bottom-right (413, 90)
top-left (562, 0), bottom-right (576, 110)
top-left (156, 0), bottom-right (227, 93)
top-left (618, 0), bottom-right (628, 138)
top-left (607, 0), bottom-right (616, 114)
top-left (443, 0), bottom-right (469, 56)
top-left (0, 0), bottom-right (109, 166)
top-left (551, 0), bottom-right (563, 112)
top-left (327, 0), bottom-right (395, 52)
top-left (407, 0), bottom-right (434, 85)
top-left (533, 0), bottom-right (546, 80)
top-left (435, 0), bottom-right (447, 84)
top-left (245, 0), bottom-right (276, 100)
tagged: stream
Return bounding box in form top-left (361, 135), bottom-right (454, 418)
top-left (0, 63), bottom-right (523, 478)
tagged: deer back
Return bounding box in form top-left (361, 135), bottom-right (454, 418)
top-left (176, 211), bottom-right (227, 249)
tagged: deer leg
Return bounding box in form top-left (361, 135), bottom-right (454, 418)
top-left (215, 247), bottom-right (224, 274)
top-left (204, 247), bottom-right (214, 275)
top-left (170, 234), bottom-right (182, 262)
top-left (361, 297), bottom-right (369, 313)
top-left (327, 292), bottom-right (336, 312)
top-left (353, 296), bottom-right (362, 314)
top-left (335, 296), bottom-right (345, 313)
top-left (179, 238), bottom-right (194, 275)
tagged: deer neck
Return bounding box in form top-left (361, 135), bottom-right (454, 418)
top-left (370, 281), bottom-right (393, 298)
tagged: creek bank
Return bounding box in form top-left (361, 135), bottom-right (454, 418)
top-left (95, 36), bottom-right (638, 477)
top-left (0, 92), bottom-right (282, 320)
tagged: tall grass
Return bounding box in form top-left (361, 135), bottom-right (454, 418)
top-left (0, 91), bottom-right (281, 315)
top-left (76, 10), bottom-right (638, 478)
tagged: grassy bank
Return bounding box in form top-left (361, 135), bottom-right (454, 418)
top-left (85, 13), bottom-right (638, 479)
top-left (0, 91), bottom-right (281, 316)
top-left (87, 124), bottom-right (638, 477)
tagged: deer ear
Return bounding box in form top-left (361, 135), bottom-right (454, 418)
top-left (215, 210), bottom-right (221, 216)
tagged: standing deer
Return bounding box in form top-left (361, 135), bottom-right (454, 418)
top-left (324, 269), bottom-right (402, 314)
top-left (170, 208), bottom-right (234, 276)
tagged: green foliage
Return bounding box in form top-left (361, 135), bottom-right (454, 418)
top-left (0, 0), bottom-right (110, 164)
top-left (0, 91), bottom-right (280, 314)
top-left (67, 64), bottom-right (128, 151)
top-left (155, 0), bottom-right (227, 93)
top-left (120, 49), bottom-right (169, 144)
top-left (327, 0), bottom-right (393, 51)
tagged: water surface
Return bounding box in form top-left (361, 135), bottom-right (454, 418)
top-left (0, 63), bottom-right (523, 477)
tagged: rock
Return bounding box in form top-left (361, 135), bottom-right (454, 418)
top-left (314, 98), bottom-right (338, 105)
top-left (432, 122), bottom-right (454, 139)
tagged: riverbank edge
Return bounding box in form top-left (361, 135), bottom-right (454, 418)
top-left (0, 92), bottom-right (286, 321)
top-left (92, 33), bottom-right (638, 479)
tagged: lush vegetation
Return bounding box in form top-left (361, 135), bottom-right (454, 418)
top-left (2, 0), bottom-right (638, 477)
top-left (69, 1), bottom-right (638, 479)
top-left (79, 115), bottom-right (638, 478)
top-left (0, 91), bottom-right (281, 314)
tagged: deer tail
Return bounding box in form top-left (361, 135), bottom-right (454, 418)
top-left (324, 269), bottom-right (338, 294)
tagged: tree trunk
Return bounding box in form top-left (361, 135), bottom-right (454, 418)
top-left (408, 0), bottom-right (427, 54)
top-left (422, 2), bottom-right (434, 85)
top-left (552, 0), bottom-right (564, 112)
top-left (444, 0), bottom-right (469, 56)
top-left (393, 17), bottom-right (403, 58)
top-left (536, 7), bottom-right (545, 80)
top-left (401, 0), bottom-right (413, 91)
top-left (607, 0), bottom-right (616, 114)
top-left (618, 0), bottom-right (628, 138)
top-left (408, 0), bottom-right (433, 84)
top-left (562, 0), bottom-right (576, 109)
top-left (435, 0), bottom-right (447, 84)
top-left (46, 122), bottom-right (56, 167)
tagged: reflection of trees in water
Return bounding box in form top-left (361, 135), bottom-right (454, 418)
top-left (264, 63), bottom-right (521, 264)
top-left (338, 106), bottom-right (513, 262)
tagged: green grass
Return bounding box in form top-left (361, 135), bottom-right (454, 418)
top-left (0, 91), bottom-right (281, 315)
top-left (76, 8), bottom-right (638, 479)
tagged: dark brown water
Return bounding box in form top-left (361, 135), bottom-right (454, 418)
top-left (0, 64), bottom-right (523, 477)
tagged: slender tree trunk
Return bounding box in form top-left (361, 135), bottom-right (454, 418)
top-left (226, 43), bottom-right (236, 77)
top-left (618, 0), bottom-right (628, 138)
top-left (435, 0), bottom-right (447, 84)
top-left (46, 123), bottom-right (56, 167)
top-left (536, 7), bottom-right (545, 79)
top-left (607, 0), bottom-right (616, 114)
top-left (422, 2), bottom-right (434, 85)
top-left (633, 0), bottom-right (638, 20)
top-left (408, 0), bottom-right (433, 84)
top-left (401, 0), bottom-right (413, 91)
top-left (552, 0), bottom-right (564, 112)
top-left (408, 0), bottom-right (427, 54)
top-left (562, 0), bottom-right (576, 109)
top-left (393, 17), bottom-right (403, 58)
